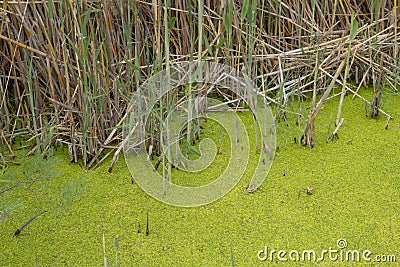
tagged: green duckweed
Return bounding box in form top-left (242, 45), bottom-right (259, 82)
top-left (0, 89), bottom-right (399, 266)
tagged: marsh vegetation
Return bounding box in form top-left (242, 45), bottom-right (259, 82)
top-left (0, 0), bottom-right (399, 167)
top-left (0, 91), bottom-right (399, 265)
top-left (0, 0), bottom-right (399, 265)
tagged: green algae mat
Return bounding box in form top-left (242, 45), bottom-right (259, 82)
top-left (1, 91), bottom-right (399, 266)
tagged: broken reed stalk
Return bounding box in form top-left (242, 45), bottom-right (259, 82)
top-left (337, 19), bottom-right (356, 126)
top-left (108, 121), bottom-right (139, 172)
top-left (328, 118), bottom-right (345, 141)
top-left (115, 235), bottom-right (119, 267)
top-left (102, 232), bottom-right (107, 267)
top-left (13, 210), bottom-right (48, 236)
top-left (1, 130), bottom-right (14, 157)
top-left (0, 0), bottom-right (398, 169)
top-left (146, 212), bottom-right (149, 236)
top-left (302, 58), bottom-right (347, 147)
top-left (0, 180), bottom-right (20, 195)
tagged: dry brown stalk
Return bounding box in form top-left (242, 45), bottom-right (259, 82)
top-left (0, 0), bottom-right (397, 168)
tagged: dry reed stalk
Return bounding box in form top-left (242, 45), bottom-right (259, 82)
top-left (0, 0), bottom-right (398, 168)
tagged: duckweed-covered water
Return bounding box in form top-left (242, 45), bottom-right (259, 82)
top-left (0, 90), bottom-right (399, 266)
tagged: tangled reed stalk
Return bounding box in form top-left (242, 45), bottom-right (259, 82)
top-left (0, 0), bottom-right (398, 169)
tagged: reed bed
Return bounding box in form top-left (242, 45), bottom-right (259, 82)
top-left (0, 0), bottom-right (398, 168)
